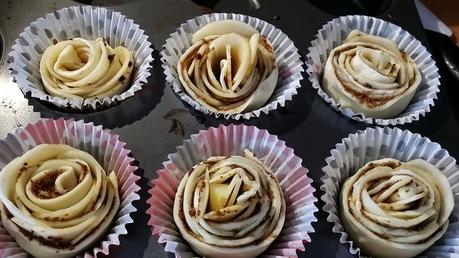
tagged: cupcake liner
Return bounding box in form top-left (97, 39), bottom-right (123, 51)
top-left (0, 118), bottom-right (141, 258)
top-left (147, 124), bottom-right (318, 257)
top-left (320, 127), bottom-right (459, 257)
top-left (305, 15), bottom-right (440, 125)
top-left (8, 6), bottom-right (154, 111)
top-left (161, 13), bottom-right (304, 120)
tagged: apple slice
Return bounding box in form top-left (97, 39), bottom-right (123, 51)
top-left (208, 172), bottom-right (244, 212)
top-left (192, 20), bottom-right (258, 43)
top-left (203, 202), bottom-right (251, 222)
top-left (226, 174), bottom-right (242, 207)
top-left (208, 183), bottom-right (229, 212)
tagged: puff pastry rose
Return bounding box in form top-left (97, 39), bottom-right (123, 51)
top-left (340, 158), bottom-right (454, 258)
top-left (178, 20), bottom-right (278, 114)
top-left (40, 38), bottom-right (134, 99)
top-left (0, 144), bottom-right (120, 258)
top-left (322, 30), bottom-right (422, 119)
top-left (173, 149), bottom-right (286, 258)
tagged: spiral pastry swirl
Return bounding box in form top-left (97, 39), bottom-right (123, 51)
top-left (178, 20), bottom-right (278, 114)
top-left (340, 158), bottom-right (454, 258)
top-left (0, 144), bottom-right (120, 258)
top-left (322, 30), bottom-right (422, 119)
top-left (40, 38), bottom-right (134, 99)
top-left (173, 149), bottom-right (286, 258)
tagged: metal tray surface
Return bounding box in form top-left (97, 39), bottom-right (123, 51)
top-left (0, 0), bottom-right (458, 257)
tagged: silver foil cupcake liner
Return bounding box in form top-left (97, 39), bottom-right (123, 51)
top-left (161, 13), bottom-right (304, 120)
top-left (306, 15), bottom-right (440, 125)
top-left (0, 118), bottom-right (141, 257)
top-left (320, 127), bottom-right (459, 257)
top-left (8, 6), bottom-right (154, 111)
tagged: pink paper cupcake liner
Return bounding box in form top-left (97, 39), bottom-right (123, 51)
top-left (0, 118), bottom-right (141, 258)
top-left (147, 124), bottom-right (318, 258)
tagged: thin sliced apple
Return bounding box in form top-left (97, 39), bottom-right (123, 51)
top-left (242, 66), bottom-right (278, 112)
top-left (209, 166), bottom-right (232, 178)
top-left (208, 183), bottom-right (229, 212)
top-left (210, 33), bottom-right (252, 90)
top-left (197, 168), bottom-right (210, 219)
top-left (226, 174), bottom-right (242, 207)
top-left (223, 174), bottom-right (241, 206)
top-left (209, 168), bottom-right (240, 184)
top-left (203, 202), bottom-right (251, 222)
top-left (192, 20), bottom-right (258, 43)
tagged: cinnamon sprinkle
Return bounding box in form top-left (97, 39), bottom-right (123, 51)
top-left (18, 227), bottom-right (74, 250)
top-left (30, 170), bottom-right (62, 199)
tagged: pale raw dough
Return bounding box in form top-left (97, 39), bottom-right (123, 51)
top-left (178, 20), bottom-right (278, 114)
top-left (322, 30), bottom-right (422, 119)
top-left (0, 144), bottom-right (120, 258)
top-left (173, 149), bottom-right (286, 258)
top-left (40, 38), bottom-right (134, 99)
top-left (340, 158), bottom-right (454, 258)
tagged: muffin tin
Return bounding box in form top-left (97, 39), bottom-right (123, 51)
top-left (0, 29), bottom-right (5, 71)
top-left (1, 0), bottom-right (459, 257)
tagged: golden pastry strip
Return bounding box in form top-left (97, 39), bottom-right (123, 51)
top-left (40, 38), bottom-right (134, 99)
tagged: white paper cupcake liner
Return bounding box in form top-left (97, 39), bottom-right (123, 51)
top-left (306, 15), bottom-right (440, 125)
top-left (320, 127), bottom-right (459, 257)
top-left (147, 124), bottom-right (318, 257)
top-left (8, 6), bottom-right (154, 111)
top-left (161, 13), bottom-right (304, 120)
top-left (0, 118), bottom-right (141, 258)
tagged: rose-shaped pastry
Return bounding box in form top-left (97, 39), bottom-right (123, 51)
top-left (0, 144), bottom-right (120, 258)
top-left (40, 38), bottom-right (134, 99)
top-left (178, 20), bottom-right (279, 114)
top-left (340, 158), bottom-right (454, 258)
top-left (322, 30), bottom-right (422, 119)
top-left (173, 149), bottom-right (286, 258)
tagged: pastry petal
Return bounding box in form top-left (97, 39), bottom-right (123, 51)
top-left (173, 149), bottom-right (286, 258)
top-left (40, 38), bottom-right (134, 99)
top-left (322, 30), bottom-right (422, 119)
top-left (178, 22), bottom-right (278, 115)
top-left (0, 144), bottom-right (120, 258)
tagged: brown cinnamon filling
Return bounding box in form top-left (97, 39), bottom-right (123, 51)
top-left (346, 160), bottom-right (440, 244)
top-left (361, 160), bottom-right (401, 174)
top-left (30, 170), bottom-right (62, 199)
top-left (18, 227), bottom-right (74, 250)
top-left (16, 196), bottom-right (119, 249)
top-left (328, 44), bottom-right (414, 108)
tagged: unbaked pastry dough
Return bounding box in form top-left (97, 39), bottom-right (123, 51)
top-left (322, 30), bottom-right (421, 119)
top-left (178, 20), bottom-right (278, 114)
top-left (40, 38), bottom-right (134, 99)
top-left (340, 158), bottom-right (454, 258)
top-left (173, 149), bottom-right (286, 258)
top-left (0, 144), bottom-right (120, 258)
